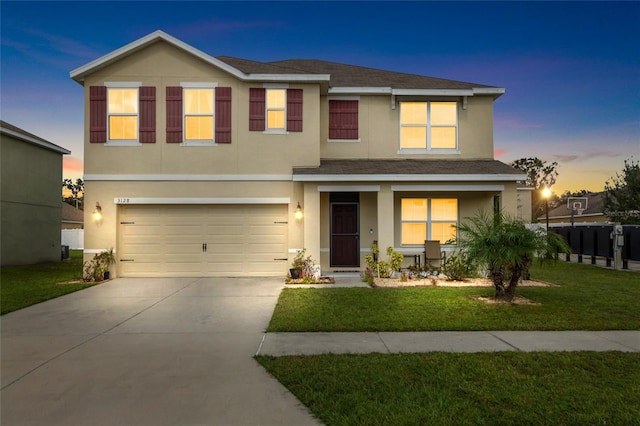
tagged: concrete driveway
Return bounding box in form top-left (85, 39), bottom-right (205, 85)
top-left (1, 277), bottom-right (319, 426)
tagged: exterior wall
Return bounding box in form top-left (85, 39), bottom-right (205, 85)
top-left (83, 41), bottom-right (320, 177)
top-left (1, 135), bottom-right (63, 265)
top-left (320, 95), bottom-right (495, 160)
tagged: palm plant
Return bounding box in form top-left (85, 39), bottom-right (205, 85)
top-left (457, 211), bottom-right (569, 301)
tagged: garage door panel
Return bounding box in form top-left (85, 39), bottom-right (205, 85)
top-left (119, 204), bottom-right (288, 277)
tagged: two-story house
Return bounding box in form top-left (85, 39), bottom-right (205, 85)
top-left (71, 30), bottom-right (525, 278)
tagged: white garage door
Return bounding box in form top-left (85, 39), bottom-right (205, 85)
top-left (118, 204), bottom-right (289, 277)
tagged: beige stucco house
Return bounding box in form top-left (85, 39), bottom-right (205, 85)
top-left (70, 30), bottom-right (525, 277)
top-left (1, 120), bottom-right (71, 266)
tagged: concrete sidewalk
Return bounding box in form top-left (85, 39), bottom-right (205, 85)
top-left (257, 330), bottom-right (640, 356)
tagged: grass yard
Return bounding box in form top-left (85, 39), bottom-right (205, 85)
top-left (267, 261), bottom-right (640, 331)
top-left (1, 250), bottom-right (96, 315)
top-left (256, 351), bottom-right (640, 426)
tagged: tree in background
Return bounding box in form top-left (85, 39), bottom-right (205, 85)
top-left (511, 157), bottom-right (559, 220)
top-left (604, 159), bottom-right (640, 224)
top-left (63, 178), bottom-right (84, 209)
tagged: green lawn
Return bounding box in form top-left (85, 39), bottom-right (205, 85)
top-left (257, 352), bottom-right (640, 426)
top-left (267, 261), bottom-right (640, 331)
top-left (1, 250), bottom-right (96, 315)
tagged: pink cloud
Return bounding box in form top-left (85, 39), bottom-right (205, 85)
top-left (494, 149), bottom-right (509, 158)
top-left (63, 156), bottom-right (84, 174)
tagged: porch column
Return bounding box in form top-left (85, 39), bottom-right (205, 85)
top-left (303, 183), bottom-right (321, 269)
top-left (377, 184), bottom-right (394, 253)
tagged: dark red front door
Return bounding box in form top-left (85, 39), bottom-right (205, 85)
top-left (331, 203), bottom-right (359, 267)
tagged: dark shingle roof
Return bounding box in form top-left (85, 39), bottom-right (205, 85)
top-left (269, 59), bottom-right (493, 90)
top-left (544, 192), bottom-right (605, 219)
top-left (215, 56), bottom-right (313, 75)
top-left (215, 57), bottom-right (498, 90)
top-left (293, 159), bottom-right (523, 176)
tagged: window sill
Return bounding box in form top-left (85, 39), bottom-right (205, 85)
top-left (398, 148), bottom-right (460, 155)
top-left (263, 129), bottom-right (288, 135)
top-left (328, 138), bottom-right (361, 143)
top-left (180, 141), bottom-right (217, 147)
top-left (106, 141), bottom-right (143, 147)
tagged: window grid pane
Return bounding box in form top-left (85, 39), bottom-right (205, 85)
top-left (267, 89), bottom-right (286, 108)
top-left (401, 198), bottom-right (428, 220)
top-left (431, 127), bottom-right (456, 149)
top-left (401, 127), bottom-right (427, 149)
top-left (402, 223), bottom-right (427, 245)
top-left (109, 116), bottom-right (137, 140)
top-left (108, 88), bottom-right (137, 113)
top-left (431, 199), bottom-right (458, 221)
top-left (430, 222), bottom-right (457, 244)
top-left (185, 116), bottom-right (214, 140)
top-left (401, 102), bottom-right (427, 124)
top-left (430, 102), bottom-right (457, 125)
top-left (267, 110), bottom-right (285, 129)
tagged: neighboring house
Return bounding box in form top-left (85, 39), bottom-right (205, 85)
top-left (70, 30), bottom-right (525, 278)
top-left (540, 192), bottom-right (608, 224)
top-left (1, 120), bottom-right (71, 266)
top-left (62, 202), bottom-right (84, 229)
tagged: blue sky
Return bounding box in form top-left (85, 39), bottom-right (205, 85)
top-left (2, 1), bottom-right (638, 193)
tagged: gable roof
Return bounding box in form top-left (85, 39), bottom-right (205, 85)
top-left (293, 159), bottom-right (525, 182)
top-left (70, 31), bottom-right (504, 97)
top-left (0, 120), bottom-right (70, 155)
top-left (70, 30), bottom-right (330, 84)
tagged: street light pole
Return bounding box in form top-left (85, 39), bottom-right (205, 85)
top-left (542, 187), bottom-right (552, 233)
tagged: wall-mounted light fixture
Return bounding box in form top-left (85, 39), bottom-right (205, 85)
top-left (93, 202), bottom-right (103, 222)
top-left (294, 202), bottom-right (304, 220)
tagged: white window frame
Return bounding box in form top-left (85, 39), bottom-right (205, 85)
top-left (400, 197), bottom-right (458, 246)
top-left (180, 82), bottom-right (218, 146)
top-left (263, 83), bottom-right (288, 134)
top-left (399, 101), bottom-right (459, 154)
top-left (105, 82), bottom-right (142, 146)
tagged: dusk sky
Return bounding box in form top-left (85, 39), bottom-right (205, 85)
top-left (2, 1), bottom-right (638, 195)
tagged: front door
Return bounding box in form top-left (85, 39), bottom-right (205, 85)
top-left (330, 203), bottom-right (359, 267)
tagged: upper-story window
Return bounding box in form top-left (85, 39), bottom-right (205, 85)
top-left (90, 83), bottom-right (155, 144)
top-left (249, 87), bottom-right (303, 133)
top-left (166, 84), bottom-right (232, 144)
top-left (400, 101), bottom-right (457, 152)
top-left (108, 88), bottom-right (138, 140)
top-left (184, 88), bottom-right (214, 140)
top-left (266, 89), bottom-right (286, 130)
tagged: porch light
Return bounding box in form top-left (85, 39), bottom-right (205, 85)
top-left (294, 202), bottom-right (304, 220)
top-left (93, 202), bottom-right (103, 222)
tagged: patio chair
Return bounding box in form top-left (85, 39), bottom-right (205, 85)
top-left (424, 240), bottom-right (446, 267)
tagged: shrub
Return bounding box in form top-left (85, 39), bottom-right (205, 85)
top-left (365, 244), bottom-right (403, 278)
top-left (83, 248), bottom-right (115, 282)
top-left (440, 251), bottom-right (476, 281)
top-left (290, 249), bottom-right (316, 279)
